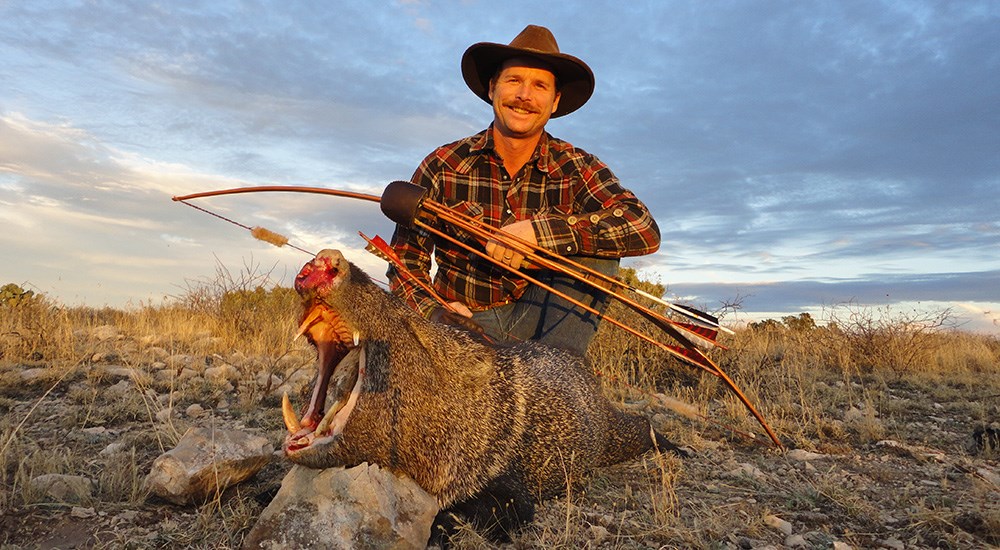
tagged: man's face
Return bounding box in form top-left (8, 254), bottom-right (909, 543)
top-left (488, 58), bottom-right (561, 141)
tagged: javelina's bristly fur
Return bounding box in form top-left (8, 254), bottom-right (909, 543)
top-left (287, 250), bottom-right (682, 544)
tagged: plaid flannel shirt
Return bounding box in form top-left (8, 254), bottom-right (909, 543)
top-left (388, 126), bottom-right (660, 317)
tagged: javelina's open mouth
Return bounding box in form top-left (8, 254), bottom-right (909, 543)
top-left (283, 252), bottom-right (366, 456)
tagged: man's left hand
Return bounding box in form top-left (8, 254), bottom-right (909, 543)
top-left (485, 220), bottom-right (537, 270)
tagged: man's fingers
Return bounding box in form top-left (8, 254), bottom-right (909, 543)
top-left (485, 237), bottom-right (528, 268)
top-left (508, 252), bottom-right (524, 269)
top-left (448, 301), bottom-right (473, 318)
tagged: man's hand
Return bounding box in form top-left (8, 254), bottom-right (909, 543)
top-left (429, 303), bottom-right (485, 335)
top-left (485, 219), bottom-right (537, 270)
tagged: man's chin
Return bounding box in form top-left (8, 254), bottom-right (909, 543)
top-left (493, 121), bottom-right (546, 141)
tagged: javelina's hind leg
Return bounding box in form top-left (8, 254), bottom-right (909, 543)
top-left (429, 470), bottom-right (534, 547)
top-left (604, 412), bottom-right (688, 463)
top-left (652, 429), bottom-right (689, 457)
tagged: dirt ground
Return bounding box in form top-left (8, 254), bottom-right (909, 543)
top-left (2, 358), bottom-right (998, 550)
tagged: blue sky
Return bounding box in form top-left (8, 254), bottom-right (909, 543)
top-left (2, 1), bottom-right (997, 333)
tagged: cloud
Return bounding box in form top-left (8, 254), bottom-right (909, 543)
top-left (0, 2), bottom-right (997, 334)
top-left (668, 270), bottom-right (1000, 312)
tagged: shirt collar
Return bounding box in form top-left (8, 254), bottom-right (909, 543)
top-left (470, 125), bottom-right (555, 175)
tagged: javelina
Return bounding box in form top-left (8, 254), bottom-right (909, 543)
top-left (283, 249), bottom-right (682, 544)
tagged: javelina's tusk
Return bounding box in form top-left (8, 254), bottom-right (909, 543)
top-left (281, 392), bottom-right (301, 434)
top-left (331, 344), bottom-right (365, 436)
top-left (315, 397), bottom-right (341, 435)
top-left (317, 340), bottom-right (365, 435)
top-left (294, 306), bottom-right (325, 342)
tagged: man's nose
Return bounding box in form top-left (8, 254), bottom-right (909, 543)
top-left (515, 83), bottom-right (531, 100)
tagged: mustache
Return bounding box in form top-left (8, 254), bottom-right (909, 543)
top-left (503, 100), bottom-right (538, 113)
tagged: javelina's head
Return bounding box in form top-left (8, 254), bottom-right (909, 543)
top-left (282, 249), bottom-right (365, 466)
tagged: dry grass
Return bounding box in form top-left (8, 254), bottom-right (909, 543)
top-left (1, 271), bottom-right (999, 548)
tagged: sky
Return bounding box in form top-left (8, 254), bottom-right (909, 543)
top-left (1, 1), bottom-right (998, 333)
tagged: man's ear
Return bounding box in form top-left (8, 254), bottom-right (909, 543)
top-left (551, 91), bottom-right (561, 114)
top-left (487, 78), bottom-right (496, 102)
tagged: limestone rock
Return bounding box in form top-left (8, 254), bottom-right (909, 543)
top-left (763, 514), bottom-right (793, 536)
top-left (243, 463), bottom-right (439, 550)
top-left (204, 363), bottom-right (241, 383)
top-left (101, 365), bottom-right (138, 379)
top-left (18, 368), bottom-right (50, 384)
top-left (70, 506), bottom-right (97, 518)
top-left (30, 473), bottom-right (94, 503)
top-left (185, 403), bottom-right (205, 418)
top-left (92, 325), bottom-right (119, 341)
top-left (726, 462), bottom-right (767, 481)
top-left (786, 449), bottom-right (825, 461)
top-left (154, 407), bottom-right (173, 423)
top-left (784, 533), bottom-right (808, 548)
top-left (144, 427), bottom-right (272, 505)
top-left (100, 440), bottom-right (129, 456)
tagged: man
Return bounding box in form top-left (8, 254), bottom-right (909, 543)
top-left (388, 24), bottom-right (659, 355)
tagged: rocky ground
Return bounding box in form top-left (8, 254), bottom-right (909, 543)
top-left (1, 324), bottom-right (998, 549)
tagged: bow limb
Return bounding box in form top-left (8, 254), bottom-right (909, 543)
top-left (172, 185), bottom-right (381, 204)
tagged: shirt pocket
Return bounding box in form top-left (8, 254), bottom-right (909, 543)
top-left (541, 177), bottom-right (577, 211)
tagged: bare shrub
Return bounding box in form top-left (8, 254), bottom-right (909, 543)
top-left (827, 302), bottom-right (956, 377)
top-left (0, 285), bottom-right (74, 364)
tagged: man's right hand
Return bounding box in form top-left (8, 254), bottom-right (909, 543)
top-left (485, 219), bottom-right (537, 270)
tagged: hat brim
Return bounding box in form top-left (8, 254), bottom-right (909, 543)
top-left (461, 42), bottom-right (595, 118)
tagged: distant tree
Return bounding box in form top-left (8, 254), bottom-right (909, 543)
top-left (617, 266), bottom-right (665, 299)
top-left (748, 318), bottom-right (783, 332)
top-left (782, 312), bottom-right (816, 332)
top-left (1, 283), bottom-right (36, 307)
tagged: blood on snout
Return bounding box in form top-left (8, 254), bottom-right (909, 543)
top-left (295, 257), bottom-right (338, 293)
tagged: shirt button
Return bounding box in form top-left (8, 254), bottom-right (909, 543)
top-left (589, 214), bottom-right (601, 223)
top-left (567, 216), bottom-right (578, 225)
top-left (613, 208), bottom-right (624, 217)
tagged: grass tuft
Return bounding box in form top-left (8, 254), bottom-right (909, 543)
top-left (2, 266), bottom-right (998, 548)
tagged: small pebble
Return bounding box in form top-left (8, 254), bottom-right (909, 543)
top-left (763, 514), bottom-right (793, 536)
top-left (784, 534), bottom-right (807, 548)
top-left (71, 506), bottom-right (96, 519)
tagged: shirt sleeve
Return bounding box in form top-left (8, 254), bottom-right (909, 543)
top-left (531, 153), bottom-right (660, 257)
top-left (387, 154), bottom-right (441, 318)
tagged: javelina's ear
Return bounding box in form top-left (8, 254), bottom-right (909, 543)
top-left (404, 317), bottom-right (492, 386)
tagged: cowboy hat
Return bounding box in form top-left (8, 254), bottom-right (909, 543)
top-left (461, 25), bottom-right (595, 118)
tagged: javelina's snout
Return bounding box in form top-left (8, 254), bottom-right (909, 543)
top-left (284, 249), bottom-right (364, 465)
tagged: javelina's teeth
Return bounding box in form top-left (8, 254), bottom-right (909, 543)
top-left (353, 331), bottom-right (360, 346)
top-left (315, 400), bottom-right (342, 435)
top-left (281, 392), bottom-right (301, 434)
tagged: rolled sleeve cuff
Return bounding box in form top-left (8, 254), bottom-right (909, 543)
top-left (532, 214), bottom-right (590, 256)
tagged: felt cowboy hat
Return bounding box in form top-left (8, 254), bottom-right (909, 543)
top-left (461, 25), bottom-right (595, 118)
